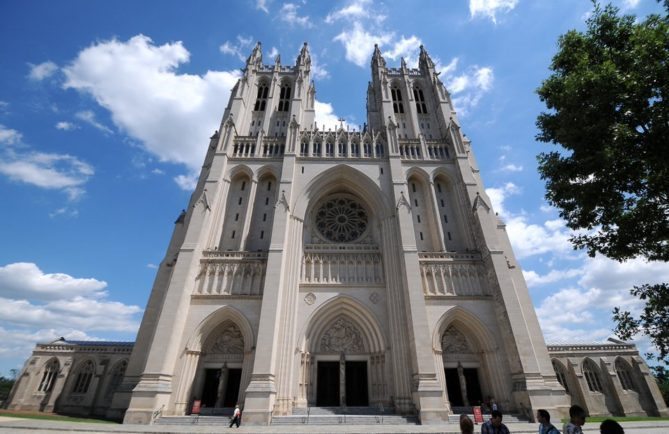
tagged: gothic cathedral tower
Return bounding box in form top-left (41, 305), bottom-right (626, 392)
top-left (112, 42), bottom-right (569, 425)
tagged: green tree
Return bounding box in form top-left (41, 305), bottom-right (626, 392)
top-left (536, 1), bottom-right (669, 371)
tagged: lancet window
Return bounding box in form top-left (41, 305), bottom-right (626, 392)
top-left (583, 359), bottom-right (603, 392)
top-left (413, 86), bottom-right (427, 114)
top-left (254, 82), bottom-right (269, 111)
top-left (615, 359), bottom-right (635, 391)
top-left (278, 83), bottom-right (292, 112)
top-left (391, 86), bottom-right (404, 114)
top-left (72, 360), bottom-right (95, 394)
top-left (38, 359), bottom-right (59, 392)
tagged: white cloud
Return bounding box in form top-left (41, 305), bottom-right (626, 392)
top-left (325, 0), bottom-right (373, 23)
top-left (279, 3), bottom-right (313, 28)
top-left (622, 0), bottom-right (641, 9)
top-left (443, 65), bottom-right (494, 116)
top-left (75, 110), bottom-right (113, 134)
top-left (485, 182), bottom-right (519, 217)
top-left (28, 61), bottom-right (59, 81)
top-left (311, 54), bottom-right (330, 80)
top-left (55, 121), bottom-right (77, 131)
top-left (0, 262), bottom-right (107, 301)
top-left (486, 183), bottom-right (573, 259)
top-left (334, 22), bottom-right (393, 67)
top-left (500, 163), bottom-right (523, 172)
top-left (314, 100), bottom-right (353, 131)
top-left (0, 101), bottom-right (9, 113)
top-left (382, 35), bottom-right (423, 66)
top-left (469, 0), bottom-right (518, 23)
top-left (48, 206), bottom-right (79, 218)
top-left (257, 0), bottom-right (270, 13)
top-left (0, 149), bottom-right (94, 201)
top-left (0, 124), bottom-right (23, 145)
top-left (267, 46), bottom-right (279, 60)
top-left (220, 35), bottom-right (255, 62)
top-left (534, 255), bottom-right (669, 345)
top-left (174, 173), bottom-right (198, 191)
top-left (0, 296), bottom-right (140, 332)
top-left (523, 267), bottom-right (583, 287)
top-left (0, 261), bottom-right (142, 368)
top-left (63, 35), bottom-right (240, 173)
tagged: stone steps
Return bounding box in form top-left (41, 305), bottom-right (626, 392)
top-left (271, 414), bottom-right (418, 425)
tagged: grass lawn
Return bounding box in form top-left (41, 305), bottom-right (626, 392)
top-left (0, 409), bottom-right (118, 424)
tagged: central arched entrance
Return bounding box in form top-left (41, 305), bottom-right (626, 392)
top-left (298, 296), bottom-right (387, 409)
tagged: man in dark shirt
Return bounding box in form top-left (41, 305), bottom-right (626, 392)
top-left (481, 410), bottom-right (510, 434)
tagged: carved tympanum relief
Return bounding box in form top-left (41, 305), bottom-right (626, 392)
top-left (441, 326), bottom-right (472, 353)
top-left (319, 317), bottom-right (364, 353)
top-left (210, 323), bottom-right (244, 354)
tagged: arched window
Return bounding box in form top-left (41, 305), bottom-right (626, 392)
top-left (105, 360), bottom-right (128, 399)
top-left (38, 359), bottom-right (59, 392)
top-left (615, 359), bottom-right (635, 391)
top-left (254, 82), bottom-right (269, 111)
top-left (583, 359), bottom-right (603, 392)
top-left (72, 360), bottom-right (95, 394)
top-left (552, 360), bottom-right (570, 394)
top-left (278, 83), bottom-right (292, 112)
top-left (391, 86), bottom-right (404, 114)
top-left (413, 86), bottom-right (427, 114)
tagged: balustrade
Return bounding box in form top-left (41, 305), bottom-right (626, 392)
top-left (194, 251), bottom-right (267, 296)
top-left (418, 252), bottom-right (489, 296)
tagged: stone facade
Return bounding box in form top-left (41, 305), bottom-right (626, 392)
top-left (5, 339), bottom-right (131, 417)
top-left (5, 43), bottom-right (668, 424)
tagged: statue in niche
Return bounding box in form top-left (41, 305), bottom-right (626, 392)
top-left (441, 326), bottom-right (471, 353)
top-left (210, 323), bottom-right (244, 354)
top-left (320, 317), bottom-right (364, 353)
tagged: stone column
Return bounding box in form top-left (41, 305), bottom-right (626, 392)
top-left (215, 364), bottom-right (229, 408)
top-left (457, 363), bottom-right (469, 406)
top-left (340, 353), bottom-right (346, 407)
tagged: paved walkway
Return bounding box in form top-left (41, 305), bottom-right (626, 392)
top-left (1, 416), bottom-right (669, 434)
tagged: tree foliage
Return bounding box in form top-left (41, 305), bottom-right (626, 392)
top-left (613, 283), bottom-right (669, 365)
top-left (536, 3), bottom-right (669, 261)
top-left (537, 2), bottom-right (669, 369)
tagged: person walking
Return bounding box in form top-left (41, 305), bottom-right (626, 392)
top-left (563, 405), bottom-right (586, 434)
top-left (229, 404), bottom-right (241, 428)
top-left (536, 409), bottom-right (559, 434)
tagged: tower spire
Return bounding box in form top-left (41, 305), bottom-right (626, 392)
top-left (246, 41), bottom-right (263, 67)
top-left (418, 44), bottom-right (435, 73)
top-left (371, 44), bottom-right (386, 70)
top-left (296, 42), bottom-right (311, 68)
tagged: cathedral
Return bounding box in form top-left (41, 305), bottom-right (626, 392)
top-left (6, 43), bottom-right (668, 425)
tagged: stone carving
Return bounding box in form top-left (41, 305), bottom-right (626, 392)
top-left (304, 292), bottom-right (316, 305)
top-left (369, 292), bottom-right (380, 304)
top-left (396, 191), bottom-right (411, 212)
top-left (319, 317), bottom-right (364, 353)
top-left (441, 326), bottom-right (471, 353)
top-left (210, 323), bottom-right (244, 354)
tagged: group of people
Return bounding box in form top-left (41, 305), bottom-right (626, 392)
top-left (459, 405), bottom-right (626, 434)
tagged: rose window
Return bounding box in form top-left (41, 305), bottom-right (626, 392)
top-left (315, 197), bottom-right (368, 243)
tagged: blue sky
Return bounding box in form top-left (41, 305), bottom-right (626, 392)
top-left (1, 0), bottom-right (668, 377)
